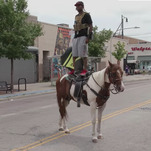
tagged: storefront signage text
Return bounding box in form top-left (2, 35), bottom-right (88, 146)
top-left (131, 47), bottom-right (151, 52)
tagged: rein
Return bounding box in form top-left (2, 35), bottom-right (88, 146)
top-left (110, 85), bottom-right (119, 94)
top-left (92, 74), bottom-right (103, 89)
top-left (84, 73), bottom-right (110, 102)
top-left (92, 73), bottom-right (119, 95)
top-left (85, 82), bottom-right (109, 102)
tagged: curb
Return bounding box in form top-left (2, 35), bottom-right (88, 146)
top-left (0, 89), bottom-right (56, 101)
top-left (0, 77), bottom-right (151, 101)
top-left (123, 77), bottom-right (151, 83)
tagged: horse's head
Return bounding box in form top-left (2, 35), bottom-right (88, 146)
top-left (106, 61), bottom-right (125, 92)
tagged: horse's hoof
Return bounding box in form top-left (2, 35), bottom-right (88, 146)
top-left (92, 138), bottom-right (98, 143)
top-left (97, 134), bottom-right (103, 139)
top-left (65, 131), bottom-right (70, 134)
top-left (59, 128), bottom-right (64, 131)
top-left (65, 130), bottom-right (70, 134)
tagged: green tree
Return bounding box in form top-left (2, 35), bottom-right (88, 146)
top-left (112, 41), bottom-right (127, 65)
top-left (88, 26), bottom-right (112, 57)
top-left (0, 0), bottom-right (43, 90)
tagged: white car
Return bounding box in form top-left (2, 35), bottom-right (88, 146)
top-left (147, 66), bottom-right (151, 71)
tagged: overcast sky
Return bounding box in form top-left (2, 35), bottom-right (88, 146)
top-left (28, 0), bottom-right (151, 42)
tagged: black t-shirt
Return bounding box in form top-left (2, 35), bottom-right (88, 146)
top-left (74, 13), bottom-right (92, 38)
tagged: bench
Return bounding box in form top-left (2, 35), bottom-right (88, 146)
top-left (0, 81), bottom-right (12, 93)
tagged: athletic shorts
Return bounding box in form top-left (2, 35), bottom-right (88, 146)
top-left (72, 36), bottom-right (88, 57)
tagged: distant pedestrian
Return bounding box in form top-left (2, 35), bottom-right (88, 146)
top-left (125, 65), bottom-right (129, 76)
top-left (143, 66), bottom-right (145, 74)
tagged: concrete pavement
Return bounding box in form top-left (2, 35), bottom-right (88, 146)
top-left (0, 74), bottom-right (151, 101)
top-left (1, 79), bottom-right (151, 151)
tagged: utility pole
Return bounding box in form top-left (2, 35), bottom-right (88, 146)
top-left (121, 15), bottom-right (128, 39)
top-left (113, 15), bottom-right (129, 38)
top-left (121, 15), bottom-right (124, 39)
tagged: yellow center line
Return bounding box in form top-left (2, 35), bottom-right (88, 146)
top-left (10, 122), bottom-right (91, 151)
top-left (12, 100), bottom-right (151, 151)
top-left (11, 99), bottom-right (151, 151)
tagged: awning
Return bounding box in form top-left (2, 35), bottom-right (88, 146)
top-left (137, 56), bottom-right (151, 61)
top-left (127, 60), bottom-right (137, 63)
top-left (127, 56), bottom-right (135, 60)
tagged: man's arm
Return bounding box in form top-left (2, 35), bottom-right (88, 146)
top-left (88, 24), bottom-right (93, 39)
top-left (85, 13), bottom-right (93, 43)
top-left (86, 24), bottom-right (93, 43)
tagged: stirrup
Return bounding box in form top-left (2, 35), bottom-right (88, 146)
top-left (77, 97), bottom-right (81, 107)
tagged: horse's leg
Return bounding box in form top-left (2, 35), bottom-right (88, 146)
top-left (63, 99), bottom-right (70, 134)
top-left (90, 102), bottom-right (97, 143)
top-left (63, 118), bottom-right (70, 134)
top-left (58, 99), bottom-right (70, 133)
top-left (97, 103), bottom-right (106, 139)
top-left (58, 97), bottom-right (64, 131)
top-left (59, 116), bottom-right (64, 131)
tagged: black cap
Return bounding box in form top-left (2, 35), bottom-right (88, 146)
top-left (74, 1), bottom-right (84, 7)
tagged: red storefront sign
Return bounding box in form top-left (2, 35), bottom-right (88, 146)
top-left (131, 47), bottom-right (151, 52)
top-left (128, 52), bottom-right (134, 55)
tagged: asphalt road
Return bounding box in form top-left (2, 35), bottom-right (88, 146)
top-left (0, 80), bottom-right (151, 151)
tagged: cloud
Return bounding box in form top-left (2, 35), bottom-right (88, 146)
top-left (27, 0), bottom-right (151, 41)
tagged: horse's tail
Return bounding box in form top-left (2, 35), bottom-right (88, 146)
top-left (56, 78), bottom-right (67, 119)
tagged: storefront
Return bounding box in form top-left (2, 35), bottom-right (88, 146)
top-left (127, 43), bottom-right (151, 70)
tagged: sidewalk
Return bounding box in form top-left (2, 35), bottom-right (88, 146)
top-left (0, 82), bottom-right (56, 101)
top-left (123, 74), bottom-right (151, 82)
top-left (0, 74), bottom-right (151, 101)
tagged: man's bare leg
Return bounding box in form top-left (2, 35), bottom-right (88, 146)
top-left (68, 57), bottom-right (77, 75)
top-left (83, 57), bottom-right (87, 70)
top-left (73, 57), bottom-right (77, 68)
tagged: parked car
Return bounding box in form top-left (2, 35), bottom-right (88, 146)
top-left (147, 66), bottom-right (151, 71)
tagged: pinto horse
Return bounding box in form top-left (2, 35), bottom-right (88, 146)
top-left (56, 62), bottom-right (125, 143)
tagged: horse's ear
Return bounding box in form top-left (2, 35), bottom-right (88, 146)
top-left (108, 61), bottom-right (113, 67)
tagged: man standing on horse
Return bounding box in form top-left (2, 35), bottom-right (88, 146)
top-left (69, 1), bottom-right (93, 75)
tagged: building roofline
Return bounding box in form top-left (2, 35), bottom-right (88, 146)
top-left (124, 35), bottom-right (150, 42)
top-left (111, 36), bottom-right (129, 43)
top-left (117, 35), bottom-right (150, 43)
top-left (39, 21), bottom-right (73, 30)
top-left (39, 21), bottom-right (58, 27)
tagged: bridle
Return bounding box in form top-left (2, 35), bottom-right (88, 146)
top-left (90, 68), bottom-right (122, 95)
top-left (108, 71), bottom-right (122, 84)
top-left (108, 69), bottom-right (122, 94)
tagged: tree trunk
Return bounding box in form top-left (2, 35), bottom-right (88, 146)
top-left (117, 60), bottom-right (120, 65)
top-left (11, 58), bottom-right (14, 91)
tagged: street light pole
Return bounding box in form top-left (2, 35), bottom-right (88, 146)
top-left (113, 15), bottom-right (129, 38)
top-left (121, 15), bottom-right (124, 39)
top-left (121, 15), bottom-right (128, 39)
